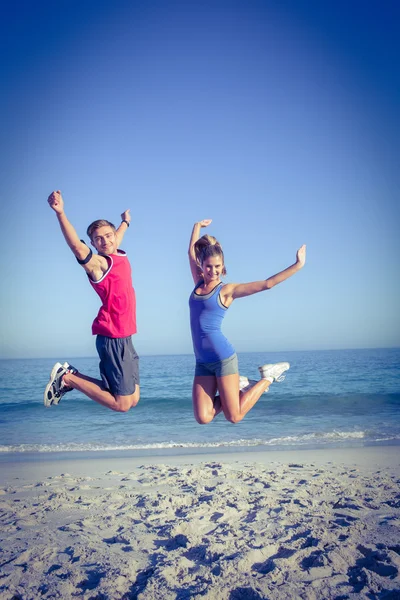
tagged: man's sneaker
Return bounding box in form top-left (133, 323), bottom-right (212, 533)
top-left (258, 362), bottom-right (290, 383)
top-left (44, 362), bottom-right (77, 407)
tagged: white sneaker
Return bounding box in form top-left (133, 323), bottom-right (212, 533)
top-left (44, 361), bottom-right (77, 407)
top-left (239, 376), bottom-right (250, 390)
top-left (239, 375), bottom-right (269, 394)
top-left (258, 362), bottom-right (290, 383)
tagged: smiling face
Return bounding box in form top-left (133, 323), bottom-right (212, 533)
top-left (90, 225), bottom-right (118, 255)
top-left (201, 255), bottom-right (224, 283)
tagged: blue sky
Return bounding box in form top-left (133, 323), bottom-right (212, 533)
top-left (1, 0), bottom-right (399, 359)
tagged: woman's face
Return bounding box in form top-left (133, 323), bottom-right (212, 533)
top-left (201, 255), bottom-right (224, 282)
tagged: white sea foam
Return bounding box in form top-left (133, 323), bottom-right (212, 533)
top-left (1, 430), bottom-right (399, 454)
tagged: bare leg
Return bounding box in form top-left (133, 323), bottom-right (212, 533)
top-left (192, 376), bottom-right (222, 424)
top-left (217, 374), bottom-right (271, 423)
top-left (63, 372), bottom-right (140, 413)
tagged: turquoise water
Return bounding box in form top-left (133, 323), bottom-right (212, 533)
top-left (0, 348), bottom-right (399, 455)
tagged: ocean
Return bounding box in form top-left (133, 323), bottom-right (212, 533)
top-left (0, 348), bottom-right (399, 458)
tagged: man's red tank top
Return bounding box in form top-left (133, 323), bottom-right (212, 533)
top-left (89, 250), bottom-right (137, 338)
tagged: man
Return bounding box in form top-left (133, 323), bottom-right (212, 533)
top-left (44, 190), bottom-right (139, 412)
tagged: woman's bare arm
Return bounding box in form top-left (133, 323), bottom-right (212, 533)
top-left (221, 245), bottom-right (306, 306)
top-left (188, 219), bottom-right (212, 283)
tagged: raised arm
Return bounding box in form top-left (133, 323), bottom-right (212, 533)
top-left (221, 245), bottom-right (306, 306)
top-left (47, 190), bottom-right (106, 279)
top-left (115, 209), bottom-right (131, 247)
top-left (188, 219), bottom-right (212, 283)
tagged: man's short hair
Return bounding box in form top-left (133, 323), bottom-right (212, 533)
top-left (87, 220), bottom-right (116, 241)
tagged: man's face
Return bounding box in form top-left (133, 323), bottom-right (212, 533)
top-left (91, 225), bottom-right (117, 255)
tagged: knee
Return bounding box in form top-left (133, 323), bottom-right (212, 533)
top-left (224, 412), bottom-right (242, 424)
top-left (195, 413), bottom-right (214, 425)
top-left (114, 387), bottom-right (140, 412)
top-left (113, 394), bottom-right (137, 413)
top-left (130, 389), bottom-right (140, 408)
top-left (114, 401), bottom-right (131, 413)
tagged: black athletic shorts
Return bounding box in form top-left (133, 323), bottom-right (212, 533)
top-left (96, 335), bottom-right (140, 396)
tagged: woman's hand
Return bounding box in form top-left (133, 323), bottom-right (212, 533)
top-left (197, 219), bottom-right (212, 228)
top-left (296, 244), bottom-right (306, 268)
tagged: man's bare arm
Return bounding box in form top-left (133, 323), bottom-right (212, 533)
top-left (115, 209), bottom-right (131, 247)
top-left (47, 190), bottom-right (106, 279)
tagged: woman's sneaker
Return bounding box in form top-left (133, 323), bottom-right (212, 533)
top-left (44, 362), bottom-right (77, 407)
top-left (239, 376), bottom-right (250, 390)
top-left (239, 375), bottom-right (269, 394)
top-left (258, 362), bottom-right (290, 383)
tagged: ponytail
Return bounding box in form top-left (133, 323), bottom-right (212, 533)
top-left (194, 235), bottom-right (227, 276)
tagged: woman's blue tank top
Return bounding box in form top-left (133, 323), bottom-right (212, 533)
top-left (189, 281), bottom-right (235, 363)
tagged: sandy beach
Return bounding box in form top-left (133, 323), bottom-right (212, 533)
top-left (1, 447), bottom-right (399, 599)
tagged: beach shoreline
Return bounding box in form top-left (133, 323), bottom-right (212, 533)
top-left (1, 445), bottom-right (399, 599)
top-left (1, 445), bottom-right (400, 483)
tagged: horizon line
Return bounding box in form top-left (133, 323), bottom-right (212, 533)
top-left (0, 346), bottom-right (399, 361)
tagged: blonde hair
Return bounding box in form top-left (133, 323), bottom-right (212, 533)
top-left (194, 235), bottom-right (227, 276)
top-left (86, 219), bottom-right (116, 241)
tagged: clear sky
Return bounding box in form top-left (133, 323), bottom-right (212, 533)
top-left (1, 0), bottom-right (399, 359)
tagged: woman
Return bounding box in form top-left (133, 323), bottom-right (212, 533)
top-left (188, 219), bottom-right (306, 424)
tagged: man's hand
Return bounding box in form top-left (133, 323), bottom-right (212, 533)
top-left (48, 190), bottom-right (64, 215)
top-left (121, 209), bottom-right (131, 225)
top-left (296, 244), bottom-right (306, 268)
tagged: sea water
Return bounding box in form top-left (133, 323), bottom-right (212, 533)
top-left (0, 349), bottom-right (399, 457)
